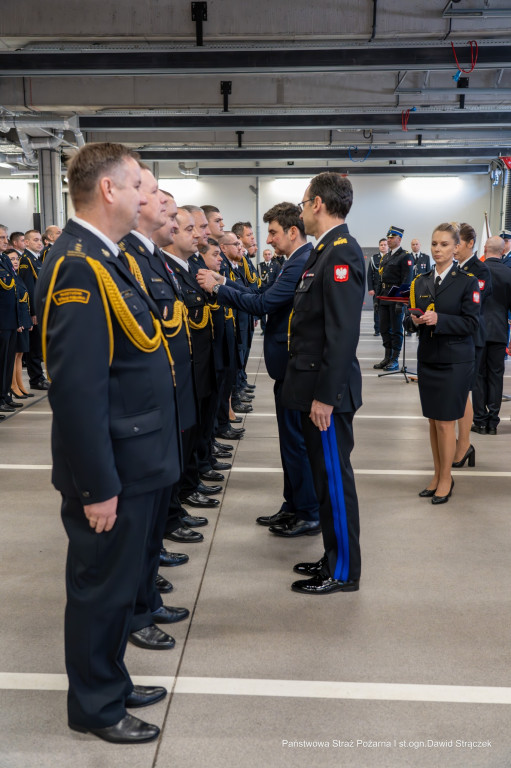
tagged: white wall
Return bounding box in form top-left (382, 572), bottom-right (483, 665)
top-left (160, 174), bottom-right (491, 256)
top-left (0, 180), bottom-right (36, 233)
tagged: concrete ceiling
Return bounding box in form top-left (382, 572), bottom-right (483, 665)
top-left (1, 0), bottom-right (511, 177)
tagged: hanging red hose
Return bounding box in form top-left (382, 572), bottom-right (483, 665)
top-left (451, 40), bottom-right (479, 74)
top-left (401, 108), bottom-right (415, 132)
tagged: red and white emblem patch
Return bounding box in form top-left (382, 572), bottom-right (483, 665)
top-left (473, 291), bottom-right (480, 304)
top-left (407, 259), bottom-right (412, 266)
top-left (334, 265), bottom-right (349, 282)
top-left (478, 280), bottom-right (485, 290)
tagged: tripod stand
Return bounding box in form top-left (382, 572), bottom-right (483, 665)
top-left (376, 297), bottom-right (417, 383)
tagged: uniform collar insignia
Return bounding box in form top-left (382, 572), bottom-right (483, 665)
top-left (317, 243), bottom-right (325, 251)
top-left (101, 249), bottom-right (111, 258)
top-left (138, 245), bottom-right (145, 253)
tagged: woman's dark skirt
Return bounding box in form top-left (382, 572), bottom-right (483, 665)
top-left (16, 329), bottom-right (29, 354)
top-left (418, 360), bottom-right (473, 421)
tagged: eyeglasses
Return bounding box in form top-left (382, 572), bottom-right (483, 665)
top-left (297, 197), bottom-right (315, 212)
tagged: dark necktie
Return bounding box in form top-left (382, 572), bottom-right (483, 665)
top-left (435, 276), bottom-right (441, 287)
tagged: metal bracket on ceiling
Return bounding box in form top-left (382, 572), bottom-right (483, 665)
top-left (191, 2), bottom-right (207, 47)
top-left (236, 131), bottom-right (244, 148)
top-left (220, 81), bottom-right (232, 113)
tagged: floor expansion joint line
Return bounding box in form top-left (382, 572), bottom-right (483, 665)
top-left (2, 674), bottom-right (511, 704)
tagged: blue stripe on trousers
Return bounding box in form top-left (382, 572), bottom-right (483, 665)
top-left (320, 421), bottom-right (350, 581)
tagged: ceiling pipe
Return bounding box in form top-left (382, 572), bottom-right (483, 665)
top-left (178, 162), bottom-right (200, 176)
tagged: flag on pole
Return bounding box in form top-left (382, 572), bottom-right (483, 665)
top-left (477, 212), bottom-right (491, 260)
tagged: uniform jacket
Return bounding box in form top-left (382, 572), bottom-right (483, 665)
top-left (164, 253), bottom-right (216, 400)
top-left (119, 232), bottom-right (197, 431)
top-left (18, 249), bottom-right (42, 313)
top-left (405, 267), bottom-right (480, 364)
top-left (378, 246), bottom-right (414, 302)
top-left (366, 251), bottom-right (383, 292)
top-left (458, 254), bottom-right (492, 348)
top-left (282, 223), bottom-right (364, 413)
top-left (258, 261), bottom-right (272, 282)
top-left (217, 242), bottom-right (313, 381)
top-left (0, 256), bottom-right (22, 329)
top-left (481, 257), bottom-right (511, 344)
top-left (35, 219), bottom-right (180, 504)
top-left (413, 252), bottom-right (431, 276)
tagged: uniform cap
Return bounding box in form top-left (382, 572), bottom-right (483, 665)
top-left (387, 226), bottom-right (404, 238)
top-left (499, 230), bottom-right (511, 240)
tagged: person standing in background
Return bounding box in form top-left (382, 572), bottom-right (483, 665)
top-left (367, 237), bottom-right (387, 336)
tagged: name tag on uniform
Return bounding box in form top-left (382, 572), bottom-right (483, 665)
top-left (52, 289), bottom-right (90, 306)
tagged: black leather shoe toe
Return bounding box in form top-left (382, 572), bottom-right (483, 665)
top-left (126, 685), bottom-right (167, 708)
top-left (180, 513), bottom-right (208, 527)
top-left (165, 526), bottom-right (204, 543)
top-left (214, 439), bottom-right (234, 450)
top-left (181, 491), bottom-right (220, 508)
top-left (4, 399), bottom-right (23, 408)
top-left (211, 460), bottom-right (232, 470)
top-left (256, 510), bottom-right (295, 527)
top-left (0, 403), bottom-right (16, 413)
top-left (196, 481), bottom-right (222, 496)
top-left (30, 380), bottom-right (50, 390)
top-left (382, 360), bottom-right (399, 371)
top-left (69, 714), bottom-right (160, 743)
top-left (160, 548), bottom-right (189, 566)
top-left (470, 424), bottom-right (488, 435)
top-left (152, 605), bottom-right (190, 624)
top-left (200, 469), bottom-right (225, 482)
top-left (293, 556), bottom-right (328, 576)
top-left (291, 575), bottom-right (359, 595)
top-left (128, 624), bottom-right (175, 650)
top-left (155, 574), bottom-right (173, 593)
top-left (487, 427), bottom-right (497, 435)
top-left (269, 519), bottom-right (321, 537)
top-left (212, 445), bottom-right (232, 458)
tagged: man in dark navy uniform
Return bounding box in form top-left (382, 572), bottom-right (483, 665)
top-left (19, 229), bottom-right (50, 390)
top-left (410, 238), bottom-right (431, 276)
top-left (197, 203), bottom-right (320, 539)
top-left (367, 237), bottom-right (387, 336)
top-left (281, 172), bottom-right (365, 595)
top-left (374, 225), bottom-right (414, 371)
top-left (36, 143), bottom-right (180, 744)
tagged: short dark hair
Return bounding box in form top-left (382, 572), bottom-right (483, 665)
top-left (24, 229), bottom-right (40, 239)
top-left (67, 142), bottom-right (140, 207)
top-left (201, 205), bottom-right (220, 219)
top-left (3, 247), bottom-right (18, 257)
top-left (198, 237), bottom-right (219, 255)
top-left (379, 238), bottom-right (387, 245)
top-left (182, 204), bottom-right (203, 214)
top-left (263, 202), bottom-right (305, 236)
top-left (232, 221), bottom-right (252, 238)
top-left (9, 231), bottom-right (24, 244)
top-left (308, 172), bottom-right (353, 219)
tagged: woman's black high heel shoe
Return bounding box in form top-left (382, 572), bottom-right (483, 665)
top-left (431, 478), bottom-right (455, 505)
top-left (418, 487), bottom-right (437, 498)
top-left (452, 444), bottom-right (475, 468)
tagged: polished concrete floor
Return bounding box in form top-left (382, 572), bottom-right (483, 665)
top-left (1, 315), bottom-right (511, 768)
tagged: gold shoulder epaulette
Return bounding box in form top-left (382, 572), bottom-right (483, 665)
top-left (66, 241), bottom-right (85, 259)
top-left (333, 237), bottom-right (348, 246)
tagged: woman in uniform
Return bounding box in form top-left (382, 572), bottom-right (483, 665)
top-left (405, 223), bottom-right (480, 504)
top-left (3, 248), bottom-right (34, 399)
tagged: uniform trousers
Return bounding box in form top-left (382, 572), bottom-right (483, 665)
top-left (473, 341), bottom-right (507, 428)
top-left (132, 485), bottom-right (173, 629)
top-left (0, 328), bottom-right (17, 401)
top-left (301, 411), bottom-right (361, 582)
top-left (26, 323), bottom-right (45, 384)
top-left (378, 302), bottom-right (404, 356)
top-left (372, 298), bottom-right (380, 334)
top-left (274, 379), bottom-right (319, 521)
top-left (62, 488), bottom-right (167, 729)
top-left (167, 424), bottom-right (199, 530)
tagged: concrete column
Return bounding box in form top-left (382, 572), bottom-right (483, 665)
top-left (38, 149), bottom-right (64, 230)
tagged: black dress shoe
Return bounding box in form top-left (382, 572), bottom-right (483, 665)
top-left (0, 414), bottom-right (5, 420)
top-left (155, 574), bottom-right (173, 593)
top-left (269, 519), bottom-right (322, 537)
top-left (383, 360), bottom-right (399, 371)
top-left (181, 491), bottom-right (220, 508)
top-left (165, 526), bottom-right (204, 543)
top-left (418, 487), bottom-right (436, 498)
top-left (3, 398), bottom-right (23, 408)
top-left (69, 713), bottom-right (159, 744)
top-left (152, 605), bottom-right (190, 624)
top-left (211, 459), bottom-right (232, 470)
top-left (373, 357), bottom-right (390, 369)
top-left (129, 624), bottom-right (175, 650)
top-left (30, 380), bottom-right (50, 390)
top-left (470, 424), bottom-right (488, 435)
top-left (212, 444), bottom-right (232, 458)
top-left (256, 509), bottom-right (295, 527)
top-left (230, 416), bottom-right (243, 424)
top-left (180, 512), bottom-right (208, 527)
top-left (487, 426), bottom-right (497, 435)
top-left (238, 392), bottom-right (254, 402)
top-left (245, 383), bottom-right (256, 390)
top-left (291, 575), bottom-right (359, 594)
top-left (196, 481), bottom-right (222, 496)
top-left (126, 685), bottom-right (167, 708)
top-left (200, 469), bottom-right (225, 482)
top-left (216, 428), bottom-right (244, 441)
top-left (293, 556), bottom-right (328, 576)
top-left (231, 400), bottom-right (253, 413)
top-left (431, 478), bottom-right (454, 505)
top-left (0, 403), bottom-right (16, 413)
top-left (214, 439), bottom-right (234, 450)
top-left (160, 548), bottom-right (189, 566)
